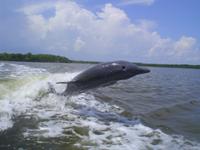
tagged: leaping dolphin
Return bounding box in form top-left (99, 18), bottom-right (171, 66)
top-left (50, 61), bottom-right (150, 96)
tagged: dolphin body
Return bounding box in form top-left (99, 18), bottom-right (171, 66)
top-left (54, 61), bottom-right (150, 96)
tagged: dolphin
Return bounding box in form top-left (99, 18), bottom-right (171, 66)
top-left (52, 60), bottom-right (150, 96)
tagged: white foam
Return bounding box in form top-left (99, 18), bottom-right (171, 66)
top-left (0, 100), bottom-right (13, 130)
top-left (0, 63), bottom-right (47, 79)
top-left (0, 62), bottom-right (4, 67)
top-left (9, 63), bottom-right (47, 78)
top-left (0, 68), bottom-right (79, 131)
top-left (82, 121), bottom-right (200, 150)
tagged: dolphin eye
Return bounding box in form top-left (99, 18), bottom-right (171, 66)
top-left (122, 66), bottom-right (126, 70)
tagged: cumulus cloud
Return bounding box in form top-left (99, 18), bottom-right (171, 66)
top-left (119, 0), bottom-right (155, 6)
top-left (5, 1), bottom-right (200, 63)
top-left (174, 36), bottom-right (196, 56)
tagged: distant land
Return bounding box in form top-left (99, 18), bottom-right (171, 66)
top-left (0, 52), bottom-right (72, 63)
top-left (0, 52), bottom-right (200, 69)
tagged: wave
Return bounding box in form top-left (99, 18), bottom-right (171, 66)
top-left (0, 63), bottom-right (47, 79)
top-left (0, 63), bottom-right (200, 149)
top-left (142, 100), bottom-right (200, 142)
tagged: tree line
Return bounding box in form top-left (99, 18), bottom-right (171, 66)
top-left (0, 52), bottom-right (72, 63)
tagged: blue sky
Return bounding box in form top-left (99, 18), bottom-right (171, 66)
top-left (0, 0), bottom-right (199, 64)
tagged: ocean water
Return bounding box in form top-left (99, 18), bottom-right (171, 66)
top-left (0, 61), bottom-right (200, 150)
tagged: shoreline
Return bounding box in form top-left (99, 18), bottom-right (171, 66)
top-left (0, 52), bottom-right (200, 69)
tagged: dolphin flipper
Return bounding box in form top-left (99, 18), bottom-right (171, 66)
top-left (56, 82), bottom-right (69, 84)
top-left (101, 81), bottom-right (117, 87)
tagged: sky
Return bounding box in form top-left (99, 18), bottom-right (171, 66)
top-left (0, 0), bottom-right (200, 64)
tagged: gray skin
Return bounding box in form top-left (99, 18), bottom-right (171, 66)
top-left (56, 61), bottom-right (150, 96)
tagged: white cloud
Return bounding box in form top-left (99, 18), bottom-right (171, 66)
top-left (119, 0), bottom-right (155, 6)
top-left (174, 36), bottom-right (196, 56)
top-left (74, 37), bottom-right (85, 51)
top-left (17, 1), bottom-right (199, 63)
top-left (137, 19), bottom-right (157, 30)
top-left (19, 2), bottom-right (55, 15)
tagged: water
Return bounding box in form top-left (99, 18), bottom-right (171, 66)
top-left (0, 61), bottom-right (200, 150)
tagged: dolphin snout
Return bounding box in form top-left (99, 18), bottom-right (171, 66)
top-left (137, 67), bottom-right (150, 74)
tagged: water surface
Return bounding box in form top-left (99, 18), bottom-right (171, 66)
top-left (0, 61), bottom-right (200, 150)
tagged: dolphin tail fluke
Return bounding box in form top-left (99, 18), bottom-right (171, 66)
top-left (62, 82), bottom-right (78, 96)
top-left (47, 82), bottom-right (57, 94)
